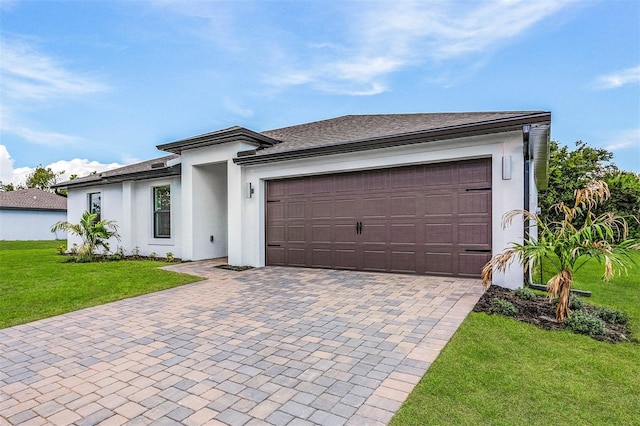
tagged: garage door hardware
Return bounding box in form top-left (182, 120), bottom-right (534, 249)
top-left (465, 187), bottom-right (491, 191)
top-left (465, 249), bottom-right (492, 253)
top-left (267, 244), bottom-right (281, 247)
top-left (356, 221), bottom-right (363, 234)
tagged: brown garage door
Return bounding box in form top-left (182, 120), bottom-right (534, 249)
top-left (266, 159), bottom-right (491, 277)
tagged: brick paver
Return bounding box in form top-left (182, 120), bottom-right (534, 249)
top-left (0, 261), bottom-right (483, 425)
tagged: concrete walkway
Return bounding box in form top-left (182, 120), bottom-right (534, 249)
top-left (0, 261), bottom-right (483, 425)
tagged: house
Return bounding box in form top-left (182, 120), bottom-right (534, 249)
top-left (0, 188), bottom-right (67, 240)
top-left (54, 112), bottom-right (551, 288)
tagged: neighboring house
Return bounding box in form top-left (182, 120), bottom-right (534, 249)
top-left (54, 112), bottom-right (551, 288)
top-left (0, 188), bottom-right (67, 240)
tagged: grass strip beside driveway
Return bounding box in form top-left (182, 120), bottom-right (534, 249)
top-left (0, 240), bottom-right (203, 329)
top-left (391, 252), bottom-right (640, 425)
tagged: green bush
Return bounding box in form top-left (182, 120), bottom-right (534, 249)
top-left (552, 295), bottom-right (584, 311)
top-left (514, 287), bottom-right (536, 300)
top-left (565, 310), bottom-right (606, 336)
top-left (594, 307), bottom-right (629, 325)
top-left (491, 299), bottom-right (517, 317)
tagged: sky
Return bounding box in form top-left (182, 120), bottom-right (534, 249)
top-left (1, 0), bottom-right (639, 186)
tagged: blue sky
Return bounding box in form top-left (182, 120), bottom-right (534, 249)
top-left (1, 0), bottom-right (639, 184)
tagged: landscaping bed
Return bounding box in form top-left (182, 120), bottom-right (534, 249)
top-left (474, 285), bottom-right (634, 343)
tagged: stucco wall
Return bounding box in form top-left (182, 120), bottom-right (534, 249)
top-left (239, 130), bottom-right (532, 289)
top-left (0, 210), bottom-right (67, 240)
top-left (65, 177), bottom-right (182, 258)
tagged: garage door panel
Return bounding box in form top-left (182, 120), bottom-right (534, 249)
top-left (390, 224), bottom-right (416, 243)
top-left (425, 194), bottom-right (453, 216)
top-left (391, 251), bottom-right (417, 273)
top-left (335, 199), bottom-right (360, 218)
top-left (335, 224), bottom-right (357, 243)
top-left (425, 223), bottom-right (453, 244)
top-left (267, 247), bottom-right (285, 265)
top-left (425, 252), bottom-right (454, 275)
top-left (363, 250), bottom-right (387, 271)
top-left (335, 249), bottom-right (357, 269)
top-left (267, 202), bottom-right (284, 219)
top-left (459, 192), bottom-right (490, 215)
top-left (311, 249), bottom-right (332, 268)
top-left (266, 158), bottom-right (491, 277)
top-left (458, 253), bottom-right (491, 277)
top-left (391, 196), bottom-right (417, 217)
top-left (363, 197), bottom-right (388, 218)
top-left (311, 200), bottom-right (332, 218)
top-left (458, 160), bottom-right (491, 184)
top-left (287, 202), bottom-right (306, 218)
top-left (287, 248), bottom-right (307, 266)
top-left (425, 164), bottom-right (453, 186)
top-left (311, 225), bottom-right (331, 243)
top-left (459, 223), bottom-right (490, 246)
top-left (363, 224), bottom-right (386, 243)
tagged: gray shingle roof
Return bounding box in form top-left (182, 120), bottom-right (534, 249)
top-left (0, 188), bottom-right (67, 211)
top-left (259, 112), bottom-right (546, 155)
top-left (54, 154), bottom-right (179, 188)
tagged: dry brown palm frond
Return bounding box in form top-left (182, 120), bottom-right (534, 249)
top-left (481, 248), bottom-right (519, 289)
top-left (547, 269), bottom-right (573, 321)
top-left (501, 210), bottom-right (538, 228)
top-left (574, 180), bottom-right (610, 211)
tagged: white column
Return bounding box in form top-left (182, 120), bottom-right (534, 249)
top-left (227, 158), bottom-right (243, 265)
top-left (121, 181), bottom-right (133, 251)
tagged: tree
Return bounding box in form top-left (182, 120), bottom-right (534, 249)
top-left (0, 182), bottom-right (18, 191)
top-left (25, 165), bottom-right (63, 191)
top-left (51, 211), bottom-right (120, 261)
top-left (540, 140), bottom-right (640, 237)
top-left (482, 180), bottom-right (639, 322)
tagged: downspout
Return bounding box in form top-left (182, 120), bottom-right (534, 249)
top-left (522, 125), bottom-right (531, 287)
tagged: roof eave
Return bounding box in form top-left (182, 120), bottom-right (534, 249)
top-left (234, 112), bottom-right (551, 165)
top-left (157, 127), bottom-right (280, 154)
top-left (53, 164), bottom-right (182, 190)
top-left (0, 206), bottom-right (67, 212)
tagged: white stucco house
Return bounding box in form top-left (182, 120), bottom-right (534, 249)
top-left (54, 112), bottom-right (551, 288)
top-left (0, 188), bottom-right (67, 240)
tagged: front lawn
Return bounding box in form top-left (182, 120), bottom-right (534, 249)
top-left (0, 240), bottom-right (203, 329)
top-left (391, 252), bottom-right (640, 425)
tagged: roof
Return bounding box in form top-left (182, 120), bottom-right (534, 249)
top-left (157, 126), bottom-right (279, 154)
top-left (0, 188), bottom-right (67, 211)
top-left (234, 111), bottom-right (551, 164)
top-left (53, 155), bottom-right (180, 189)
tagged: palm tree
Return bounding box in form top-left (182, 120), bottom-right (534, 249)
top-left (51, 211), bottom-right (120, 261)
top-left (482, 180), bottom-right (639, 322)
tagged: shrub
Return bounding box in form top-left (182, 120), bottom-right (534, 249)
top-left (565, 310), bottom-right (606, 336)
top-left (70, 243), bottom-right (78, 256)
top-left (594, 307), bottom-right (629, 325)
top-left (56, 244), bottom-right (66, 255)
top-left (491, 299), bottom-right (517, 316)
top-left (148, 252), bottom-right (157, 260)
top-left (166, 252), bottom-right (175, 262)
top-left (131, 246), bottom-right (140, 259)
top-left (514, 287), bottom-right (536, 300)
top-left (552, 295), bottom-right (584, 311)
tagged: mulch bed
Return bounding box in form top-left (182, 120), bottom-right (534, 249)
top-left (473, 285), bottom-right (634, 343)
top-left (215, 264), bottom-right (254, 271)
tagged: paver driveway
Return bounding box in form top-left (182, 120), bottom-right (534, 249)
top-left (0, 261), bottom-right (483, 425)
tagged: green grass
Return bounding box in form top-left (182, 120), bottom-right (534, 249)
top-left (391, 252), bottom-right (640, 426)
top-left (0, 240), bottom-right (203, 329)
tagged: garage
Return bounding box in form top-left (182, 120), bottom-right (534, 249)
top-left (266, 158), bottom-right (492, 277)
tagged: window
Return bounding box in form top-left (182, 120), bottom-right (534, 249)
top-left (153, 186), bottom-right (171, 238)
top-left (88, 193), bottom-right (101, 221)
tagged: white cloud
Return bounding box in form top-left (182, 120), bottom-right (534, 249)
top-left (603, 128), bottom-right (640, 152)
top-left (0, 144), bottom-right (123, 186)
top-left (0, 36), bottom-right (109, 147)
top-left (0, 37), bottom-right (108, 101)
top-left (262, 0), bottom-right (574, 95)
top-left (592, 65), bottom-right (640, 90)
top-left (224, 99), bottom-right (254, 118)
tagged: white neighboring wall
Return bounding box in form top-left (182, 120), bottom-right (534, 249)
top-left (0, 210), bottom-right (67, 240)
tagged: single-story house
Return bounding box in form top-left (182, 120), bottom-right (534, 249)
top-left (54, 112), bottom-right (551, 288)
top-left (0, 188), bottom-right (67, 240)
